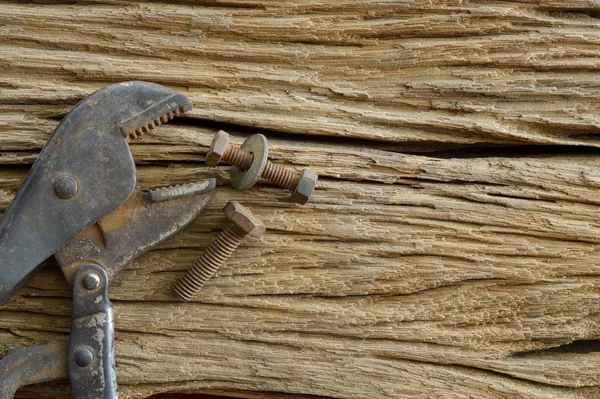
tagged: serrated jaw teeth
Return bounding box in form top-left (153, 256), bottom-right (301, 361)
top-left (149, 178), bottom-right (216, 202)
top-left (126, 106), bottom-right (186, 141)
top-left (119, 92), bottom-right (192, 142)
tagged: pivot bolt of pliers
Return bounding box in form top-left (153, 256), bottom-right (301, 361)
top-left (173, 201), bottom-right (265, 301)
top-left (74, 348), bottom-right (94, 367)
top-left (206, 130), bottom-right (318, 204)
top-left (82, 272), bottom-right (101, 290)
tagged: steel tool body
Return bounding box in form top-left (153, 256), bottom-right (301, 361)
top-left (0, 81), bottom-right (214, 398)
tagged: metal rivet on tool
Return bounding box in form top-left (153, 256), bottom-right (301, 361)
top-left (74, 348), bottom-right (94, 367)
top-left (83, 272), bottom-right (101, 290)
top-left (54, 176), bottom-right (78, 199)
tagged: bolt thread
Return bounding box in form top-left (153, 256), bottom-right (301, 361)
top-left (223, 145), bottom-right (253, 171)
top-left (173, 224), bottom-right (245, 301)
top-left (223, 142), bottom-right (300, 191)
top-left (262, 161), bottom-right (300, 190)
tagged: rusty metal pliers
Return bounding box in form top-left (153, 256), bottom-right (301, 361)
top-left (0, 82), bottom-right (215, 398)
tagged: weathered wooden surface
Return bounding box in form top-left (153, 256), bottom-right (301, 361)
top-left (2, 1), bottom-right (600, 398)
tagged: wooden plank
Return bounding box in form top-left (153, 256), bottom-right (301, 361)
top-left (2, 1), bottom-right (600, 398)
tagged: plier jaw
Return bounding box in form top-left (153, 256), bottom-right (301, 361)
top-left (0, 82), bottom-right (215, 398)
top-left (0, 81), bottom-right (192, 306)
top-left (56, 179), bottom-right (216, 285)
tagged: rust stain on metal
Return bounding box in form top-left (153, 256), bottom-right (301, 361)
top-left (55, 179), bottom-right (216, 285)
top-left (99, 190), bottom-right (143, 231)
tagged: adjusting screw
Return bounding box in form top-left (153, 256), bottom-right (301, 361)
top-left (173, 201), bottom-right (265, 301)
top-left (206, 130), bottom-right (318, 204)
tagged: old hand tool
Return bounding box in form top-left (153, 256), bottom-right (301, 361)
top-left (0, 81), bottom-right (215, 398)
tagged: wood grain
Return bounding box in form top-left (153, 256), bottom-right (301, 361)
top-left (2, 1), bottom-right (600, 398)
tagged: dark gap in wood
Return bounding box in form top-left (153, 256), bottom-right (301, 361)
top-left (169, 117), bottom-right (515, 154)
top-left (43, 110), bottom-right (600, 157)
top-left (420, 144), bottom-right (600, 159)
top-left (513, 339), bottom-right (600, 357)
top-left (0, 164), bottom-right (31, 174)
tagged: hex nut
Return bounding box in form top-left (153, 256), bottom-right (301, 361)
top-left (206, 130), bottom-right (230, 166)
top-left (291, 169), bottom-right (318, 205)
top-left (224, 201), bottom-right (266, 238)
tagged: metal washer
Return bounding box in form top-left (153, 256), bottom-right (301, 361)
top-left (231, 134), bottom-right (268, 190)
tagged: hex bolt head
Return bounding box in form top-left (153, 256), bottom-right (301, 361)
top-left (206, 130), bottom-right (230, 166)
top-left (82, 272), bottom-right (101, 290)
top-left (54, 175), bottom-right (78, 199)
top-left (291, 169), bottom-right (318, 205)
top-left (224, 201), bottom-right (266, 238)
top-left (74, 348), bottom-right (94, 367)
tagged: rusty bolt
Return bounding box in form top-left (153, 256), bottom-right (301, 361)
top-left (173, 201), bottom-right (265, 301)
top-left (205, 130), bottom-right (318, 204)
top-left (205, 130), bottom-right (252, 169)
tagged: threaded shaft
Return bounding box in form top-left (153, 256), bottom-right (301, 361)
top-left (173, 224), bottom-right (245, 301)
top-left (223, 143), bottom-right (300, 191)
top-left (262, 161), bottom-right (300, 190)
top-left (223, 145), bottom-right (253, 171)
